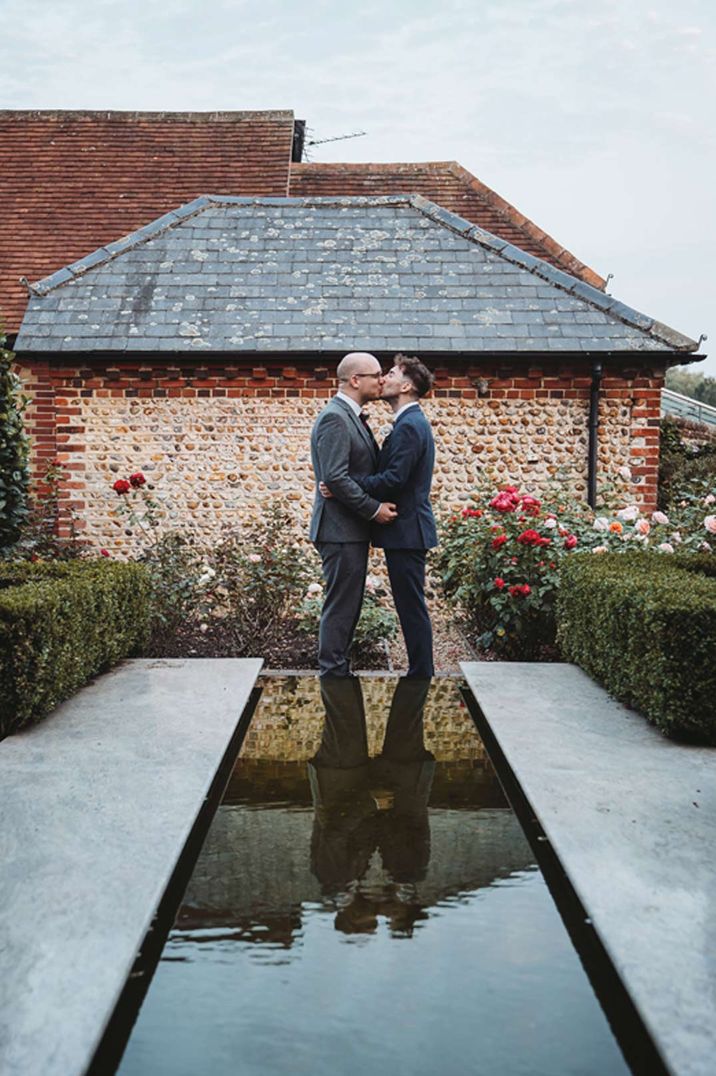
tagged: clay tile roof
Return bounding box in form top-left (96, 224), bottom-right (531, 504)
top-left (290, 161), bottom-right (605, 291)
top-left (0, 110), bottom-right (295, 333)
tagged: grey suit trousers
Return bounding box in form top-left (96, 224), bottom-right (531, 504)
top-left (315, 541), bottom-right (369, 677)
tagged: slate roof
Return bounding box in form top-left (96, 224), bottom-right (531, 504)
top-left (0, 110), bottom-right (294, 332)
top-left (290, 162), bottom-right (605, 289)
top-left (15, 195), bottom-right (697, 355)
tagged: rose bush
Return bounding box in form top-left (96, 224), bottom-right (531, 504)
top-left (207, 504), bottom-right (315, 656)
top-left (437, 476), bottom-right (715, 660)
top-left (297, 572), bottom-right (398, 663)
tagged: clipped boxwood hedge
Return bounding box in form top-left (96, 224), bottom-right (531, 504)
top-left (0, 560), bottom-right (151, 738)
top-left (557, 552), bottom-right (716, 744)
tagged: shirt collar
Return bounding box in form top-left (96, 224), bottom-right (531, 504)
top-left (394, 400), bottom-right (420, 422)
top-left (336, 391), bottom-right (363, 417)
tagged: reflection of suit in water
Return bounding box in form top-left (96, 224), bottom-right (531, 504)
top-left (308, 678), bottom-right (435, 926)
top-left (309, 677), bottom-right (374, 893)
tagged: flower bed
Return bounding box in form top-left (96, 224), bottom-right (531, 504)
top-left (436, 477), bottom-right (715, 660)
top-left (557, 553), bottom-right (716, 744)
top-left (0, 560), bottom-right (150, 738)
top-left (103, 473), bottom-right (396, 668)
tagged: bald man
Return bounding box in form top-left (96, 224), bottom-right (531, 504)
top-left (309, 353), bottom-right (397, 677)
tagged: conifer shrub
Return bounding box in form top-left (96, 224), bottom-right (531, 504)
top-left (557, 553), bottom-right (716, 743)
top-left (0, 334), bottom-right (30, 548)
top-left (0, 560), bottom-right (151, 737)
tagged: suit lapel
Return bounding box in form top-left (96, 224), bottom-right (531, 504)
top-left (334, 396), bottom-right (378, 460)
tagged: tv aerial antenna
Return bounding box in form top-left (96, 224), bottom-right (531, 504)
top-left (303, 129), bottom-right (367, 161)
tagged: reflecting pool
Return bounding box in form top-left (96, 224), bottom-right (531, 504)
top-left (118, 676), bottom-right (628, 1076)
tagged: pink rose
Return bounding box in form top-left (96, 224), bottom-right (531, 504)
top-left (651, 511), bottom-right (669, 526)
top-left (705, 516), bottom-right (716, 535)
top-left (635, 519), bottom-right (651, 536)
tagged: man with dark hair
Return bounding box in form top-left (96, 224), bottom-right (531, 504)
top-left (321, 354), bottom-right (438, 677)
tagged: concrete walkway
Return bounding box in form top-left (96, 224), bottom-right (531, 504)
top-left (461, 661), bottom-right (715, 1076)
top-left (0, 658), bottom-right (262, 1076)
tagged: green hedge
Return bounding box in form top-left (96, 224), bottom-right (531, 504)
top-left (557, 553), bottom-right (716, 744)
top-left (0, 560), bottom-right (151, 738)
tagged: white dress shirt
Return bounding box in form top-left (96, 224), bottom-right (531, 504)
top-left (393, 400), bottom-right (420, 422)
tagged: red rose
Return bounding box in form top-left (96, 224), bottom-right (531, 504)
top-left (113, 479), bottom-right (131, 495)
top-left (521, 495), bottom-right (541, 515)
top-left (564, 534), bottom-right (578, 550)
top-left (129, 472), bottom-right (146, 488)
top-left (100, 548), bottom-right (110, 557)
top-left (508, 583), bottom-right (531, 598)
top-left (462, 507), bottom-right (482, 518)
top-left (494, 577), bottom-right (506, 589)
top-left (491, 534), bottom-right (507, 550)
top-left (490, 489), bottom-right (521, 512)
top-left (537, 536), bottom-right (552, 547)
top-left (517, 529), bottom-right (541, 546)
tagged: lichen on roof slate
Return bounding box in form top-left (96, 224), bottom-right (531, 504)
top-left (15, 196), bottom-right (698, 354)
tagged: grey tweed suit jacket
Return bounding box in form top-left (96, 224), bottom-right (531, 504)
top-left (309, 396), bottom-right (381, 543)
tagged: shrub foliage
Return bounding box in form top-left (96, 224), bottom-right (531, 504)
top-left (658, 418), bottom-right (716, 512)
top-left (557, 553), bottom-right (716, 744)
top-left (0, 560), bottom-right (151, 737)
top-left (0, 335), bottom-right (30, 548)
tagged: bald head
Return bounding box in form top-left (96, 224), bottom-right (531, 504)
top-left (335, 351), bottom-right (383, 404)
top-left (336, 352), bottom-right (381, 382)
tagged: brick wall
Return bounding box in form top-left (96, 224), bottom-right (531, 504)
top-left (18, 356), bottom-right (664, 550)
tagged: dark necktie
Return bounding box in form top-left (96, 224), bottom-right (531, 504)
top-left (359, 411), bottom-right (378, 448)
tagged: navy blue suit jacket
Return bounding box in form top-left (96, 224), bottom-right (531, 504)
top-left (359, 405), bottom-right (438, 550)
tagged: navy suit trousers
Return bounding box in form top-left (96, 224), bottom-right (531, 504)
top-left (385, 548), bottom-right (434, 678)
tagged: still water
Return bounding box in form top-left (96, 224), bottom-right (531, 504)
top-left (118, 676), bottom-right (628, 1076)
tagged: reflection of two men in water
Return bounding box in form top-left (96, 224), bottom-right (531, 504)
top-left (308, 678), bottom-right (436, 938)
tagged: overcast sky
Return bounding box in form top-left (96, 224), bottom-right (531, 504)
top-left (3, 0), bottom-right (714, 374)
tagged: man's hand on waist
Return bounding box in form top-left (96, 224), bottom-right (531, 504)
top-left (319, 482), bottom-right (396, 524)
top-left (373, 502), bottom-right (398, 524)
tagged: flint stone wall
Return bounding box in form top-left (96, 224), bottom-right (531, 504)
top-left (19, 356), bottom-right (664, 553)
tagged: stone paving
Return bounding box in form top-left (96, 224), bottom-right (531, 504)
top-left (462, 661), bottom-right (716, 1076)
top-left (0, 658), bottom-right (262, 1076)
